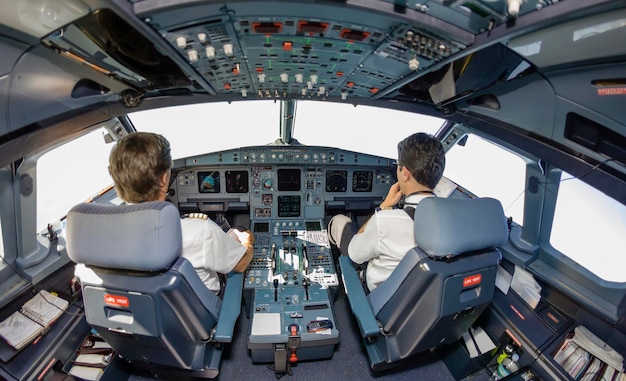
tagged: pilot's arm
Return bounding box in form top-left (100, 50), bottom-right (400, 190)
top-left (347, 218), bottom-right (380, 264)
top-left (356, 182), bottom-right (402, 234)
top-left (228, 228), bottom-right (254, 272)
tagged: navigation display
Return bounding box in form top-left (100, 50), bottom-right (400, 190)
top-left (352, 170), bottom-right (373, 192)
top-left (277, 168), bottom-right (301, 191)
top-left (198, 171), bottom-right (220, 193)
top-left (278, 195), bottom-right (301, 217)
top-left (226, 170), bottom-right (249, 193)
top-left (326, 170), bottom-right (347, 192)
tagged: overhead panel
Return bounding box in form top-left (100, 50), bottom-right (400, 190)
top-left (136, 0), bottom-right (561, 101)
top-left (146, 6), bottom-right (465, 101)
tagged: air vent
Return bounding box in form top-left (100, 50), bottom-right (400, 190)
top-left (71, 79), bottom-right (110, 98)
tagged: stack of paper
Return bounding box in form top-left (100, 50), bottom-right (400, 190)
top-left (0, 290), bottom-right (69, 350)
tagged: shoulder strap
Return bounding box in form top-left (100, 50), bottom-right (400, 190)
top-left (404, 207), bottom-right (415, 220)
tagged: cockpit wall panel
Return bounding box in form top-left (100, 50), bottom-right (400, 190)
top-left (461, 74), bottom-right (557, 139)
top-left (547, 63), bottom-right (626, 136)
top-left (0, 36), bottom-right (29, 137)
top-left (5, 45), bottom-right (126, 135)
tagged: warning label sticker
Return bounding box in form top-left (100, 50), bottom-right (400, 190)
top-left (597, 87), bottom-right (626, 96)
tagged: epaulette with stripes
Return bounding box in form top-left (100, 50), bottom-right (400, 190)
top-left (181, 212), bottom-right (209, 220)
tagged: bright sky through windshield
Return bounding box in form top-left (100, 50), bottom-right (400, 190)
top-left (129, 101), bottom-right (445, 159)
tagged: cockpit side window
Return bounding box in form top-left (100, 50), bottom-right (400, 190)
top-left (550, 172), bottom-right (626, 283)
top-left (36, 128), bottom-right (113, 229)
top-left (443, 134), bottom-right (527, 225)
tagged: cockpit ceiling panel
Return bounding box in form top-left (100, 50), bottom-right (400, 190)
top-left (141, 7), bottom-right (466, 100)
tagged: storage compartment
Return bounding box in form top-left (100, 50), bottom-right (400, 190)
top-left (443, 326), bottom-right (498, 380)
top-left (546, 325), bottom-right (625, 381)
top-left (62, 333), bottom-right (129, 381)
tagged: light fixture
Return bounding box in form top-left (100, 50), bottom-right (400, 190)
top-left (0, 0), bottom-right (89, 38)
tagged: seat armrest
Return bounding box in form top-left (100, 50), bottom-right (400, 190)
top-left (339, 256), bottom-right (380, 337)
top-left (214, 271), bottom-right (243, 342)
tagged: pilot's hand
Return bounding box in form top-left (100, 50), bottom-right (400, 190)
top-left (381, 182), bottom-right (402, 208)
top-left (228, 228), bottom-right (254, 247)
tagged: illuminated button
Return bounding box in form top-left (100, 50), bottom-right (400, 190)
top-left (223, 43), bottom-right (234, 56)
top-left (175, 36), bottom-right (186, 48)
top-left (188, 49), bottom-right (198, 62)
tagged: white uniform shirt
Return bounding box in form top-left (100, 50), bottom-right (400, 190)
top-left (180, 218), bottom-right (246, 292)
top-left (347, 194), bottom-right (433, 291)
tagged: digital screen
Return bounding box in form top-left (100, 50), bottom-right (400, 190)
top-left (278, 195), bottom-right (301, 217)
top-left (326, 170), bottom-right (347, 192)
top-left (253, 222), bottom-right (269, 233)
top-left (277, 168), bottom-right (301, 191)
top-left (198, 171), bottom-right (220, 193)
top-left (306, 221), bottom-right (322, 231)
top-left (226, 170), bottom-right (249, 193)
top-left (352, 170), bottom-right (373, 192)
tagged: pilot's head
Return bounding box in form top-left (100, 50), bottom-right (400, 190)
top-left (109, 132), bottom-right (172, 203)
top-left (396, 132), bottom-right (445, 190)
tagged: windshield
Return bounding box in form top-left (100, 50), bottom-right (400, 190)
top-left (129, 101), bottom-right (445, 159)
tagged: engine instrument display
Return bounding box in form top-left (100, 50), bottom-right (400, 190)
top-left (278, 195), bottom-right (301, 217)
top-left (352, 171), bottom-right (374, 192)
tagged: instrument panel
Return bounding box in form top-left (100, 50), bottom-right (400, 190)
top-left (170, 146), bottom-right (393, 368)
top-left (172, 146), bottom-right (396, 219)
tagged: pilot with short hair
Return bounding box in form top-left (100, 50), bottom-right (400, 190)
top-left (328, 132), bottom-right (445, 291)
top-left (108, 132), bottom-right (254, 294)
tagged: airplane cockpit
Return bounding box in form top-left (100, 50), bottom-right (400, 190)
top-left (0, 1), bottom-right (625, 380)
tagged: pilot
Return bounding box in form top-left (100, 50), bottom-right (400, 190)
top-left (108, 132), bottom-right (254, 295)
top-left (328, 132), bottom-right (445, 291)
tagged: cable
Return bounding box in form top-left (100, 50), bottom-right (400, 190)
top-left (501, 158), bottom-right (615, 218)
top-left (559, 158), bottom-right (614, 183)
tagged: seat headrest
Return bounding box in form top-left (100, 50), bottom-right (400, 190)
top-left (66, 202), bottom-right (182, 272)
top-left (413, 197), bottom-right (508, 258)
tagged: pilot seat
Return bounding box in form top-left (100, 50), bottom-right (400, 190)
top-left (339, 197), bottom-right (508, 370)
top-left (65, 201), bottom-right (242, 379)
